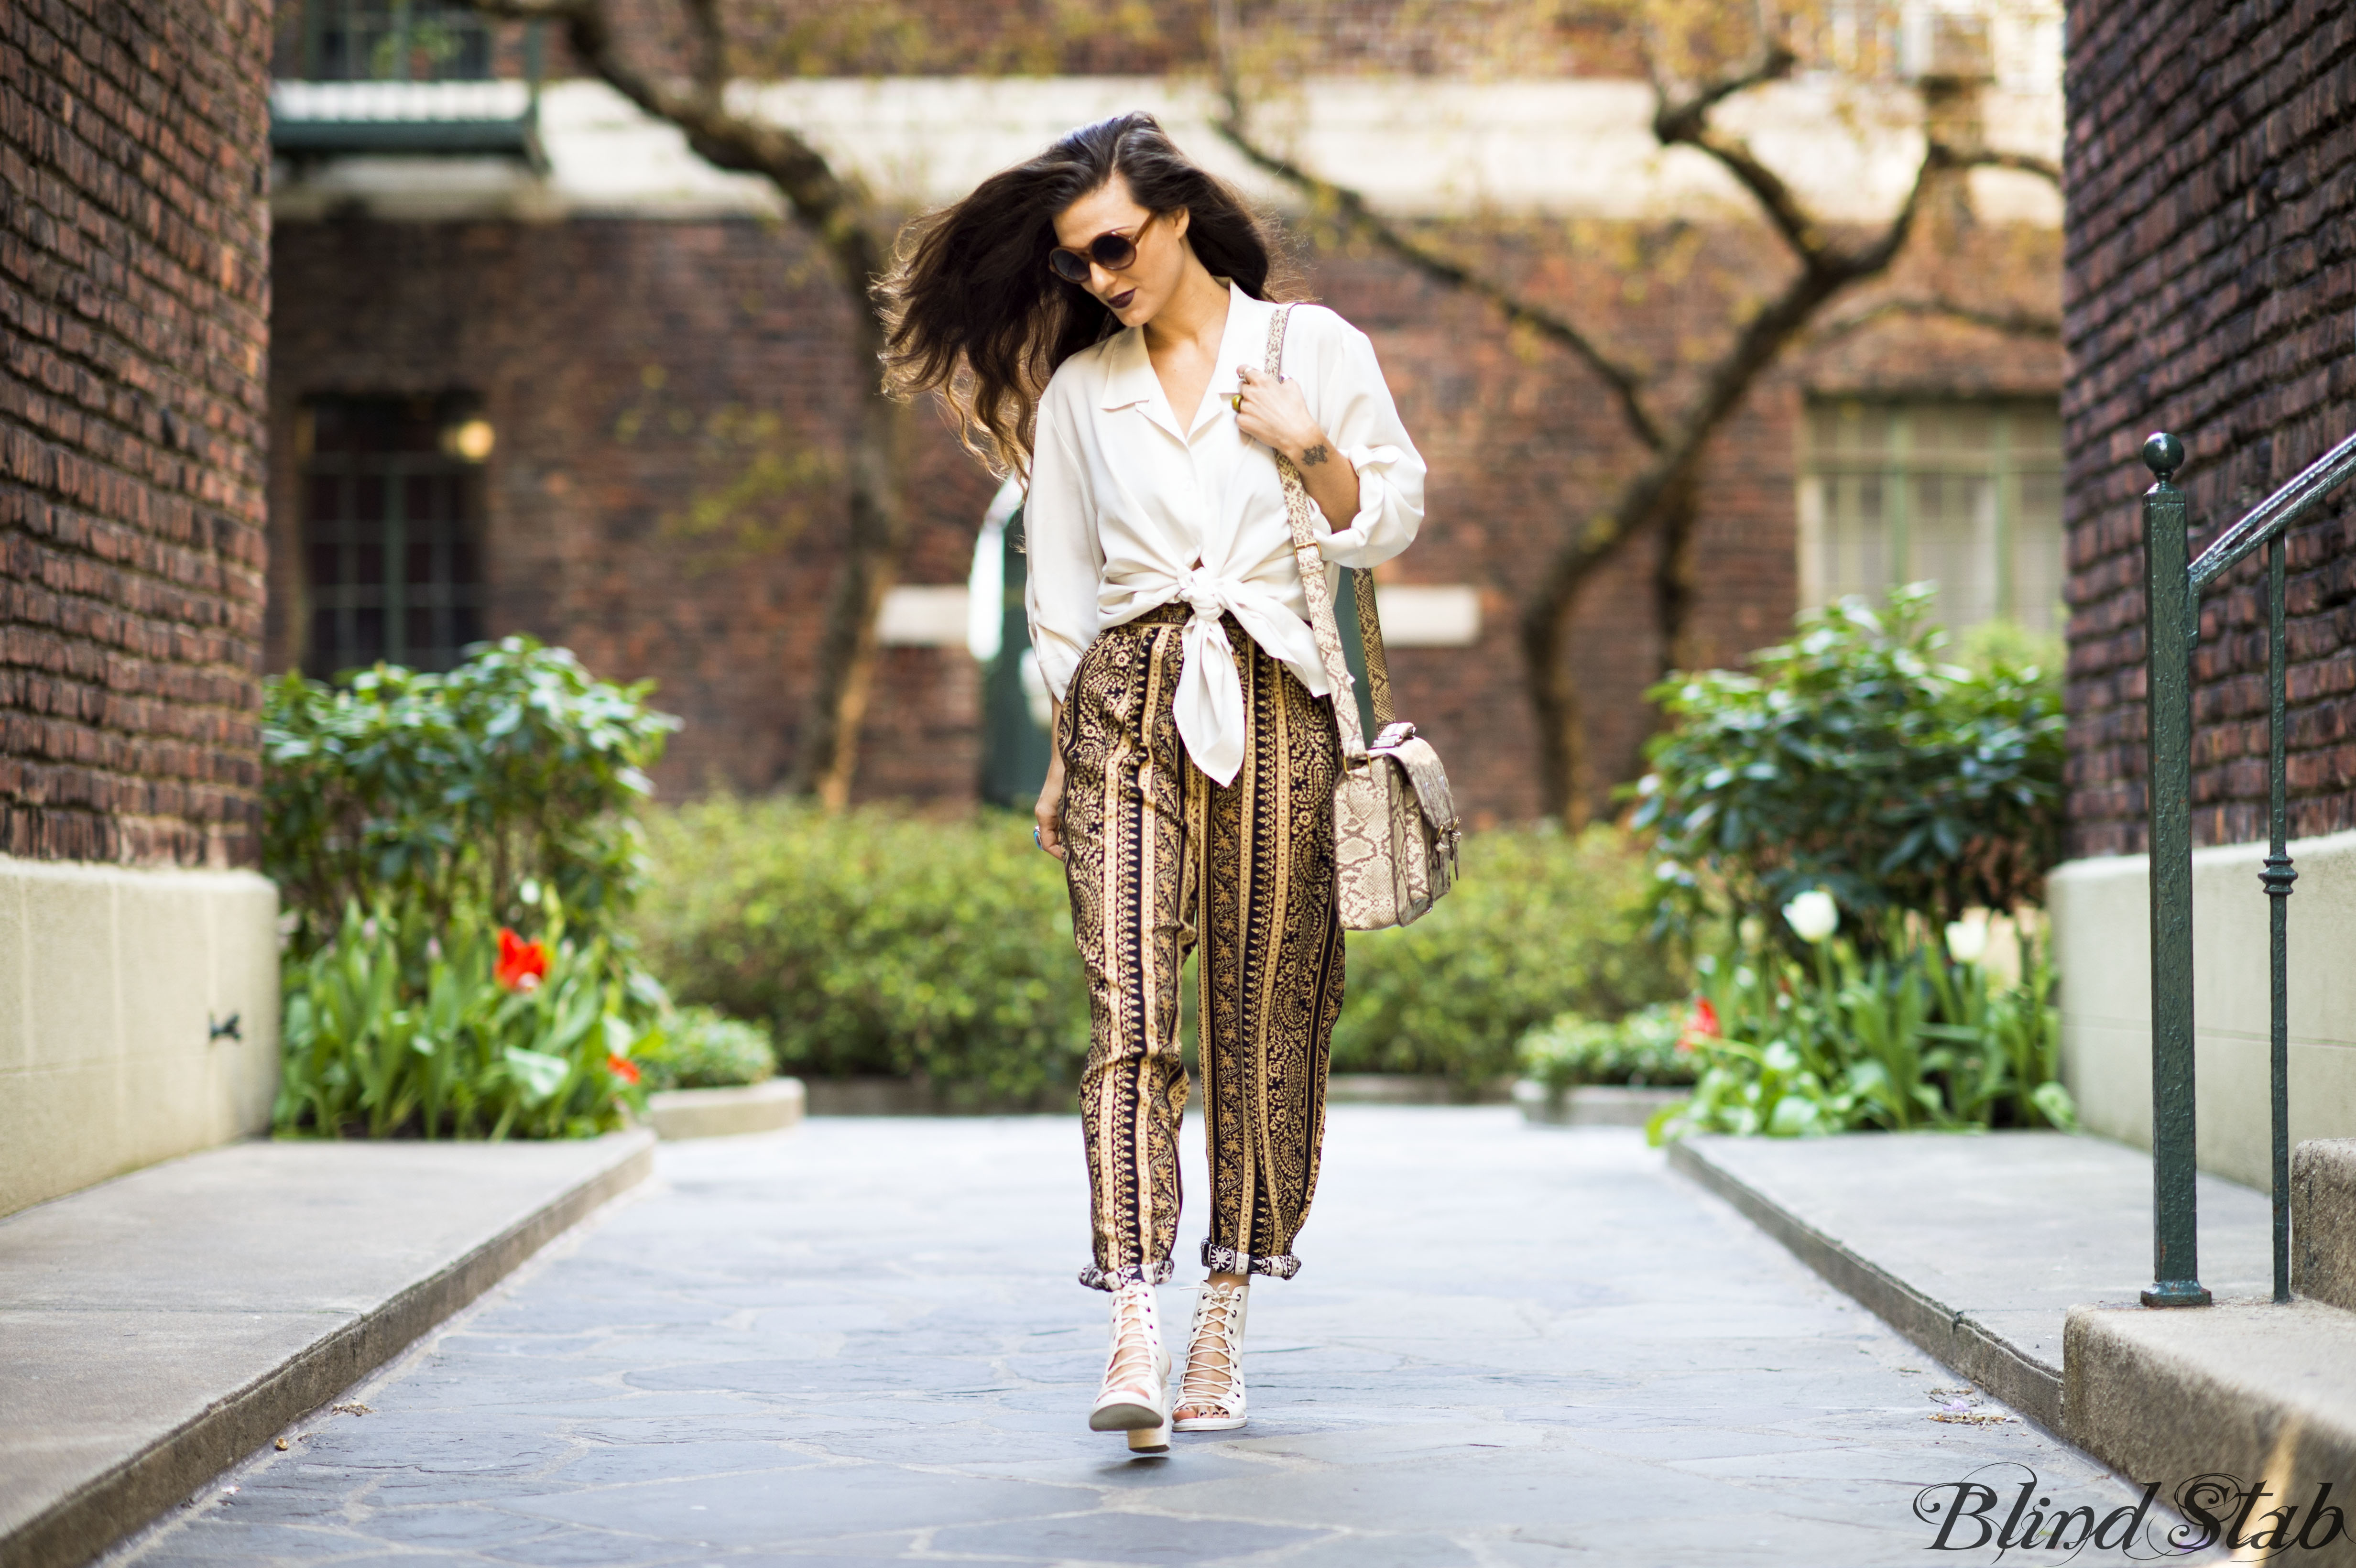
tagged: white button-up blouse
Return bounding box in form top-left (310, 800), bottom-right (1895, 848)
top-left (1024, 284), bottom-right (1426, 786)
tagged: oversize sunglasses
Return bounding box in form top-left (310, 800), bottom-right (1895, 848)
top-left (1047, 213), bottom-right (1157, 283)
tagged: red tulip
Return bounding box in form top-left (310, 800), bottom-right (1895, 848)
top-left (606, 1053), bottom-right (640, 1086)
top-left (1677, 998), bottom-right (1720, 1053)
top-left (495, 928), bottom-right (549, 992)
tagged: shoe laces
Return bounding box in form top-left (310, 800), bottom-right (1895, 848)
top-left (1179, 1284), bottom-right (1245, 1411)
top-left (1104, 1284), bottom-right (1162, 1390)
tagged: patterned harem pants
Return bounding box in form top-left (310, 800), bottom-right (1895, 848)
top-left (1060, 602), bottom-right (1345, 1292)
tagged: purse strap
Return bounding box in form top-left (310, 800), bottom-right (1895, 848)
top-left (1265, 305), bottom-right (1370, 762)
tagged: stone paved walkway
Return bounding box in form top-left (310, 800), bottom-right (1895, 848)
top-left (108, 1111), bottom-right (2193, 1567)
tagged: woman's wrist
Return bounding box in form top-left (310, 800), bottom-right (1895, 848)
top-left (1291, 428), bottom-right (1335, 472)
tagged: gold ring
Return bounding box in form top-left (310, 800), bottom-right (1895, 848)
top-left (1228, 392), bottom-right (1244, 413)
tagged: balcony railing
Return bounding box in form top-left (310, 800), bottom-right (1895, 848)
top-left (2138, 426), bottom-right (2356, 1307)
top-left (272, 1), bottom-right (544, 168)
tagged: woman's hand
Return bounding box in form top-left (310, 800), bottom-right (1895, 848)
top-left (1233, 364), bottom-right (1360, 531)
top-left (1035, 704), bottom-right (1067, 861)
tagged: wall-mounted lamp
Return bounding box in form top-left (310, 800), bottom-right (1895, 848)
top-left (445, 418), bottom-right (496, 463)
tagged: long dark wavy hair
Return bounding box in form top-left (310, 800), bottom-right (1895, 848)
top-left (878, 112), bottom-right (1289, 477)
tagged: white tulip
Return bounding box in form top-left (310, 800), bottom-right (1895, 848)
top-left (1945, 918), bottom-right (1990, 965)
top-left (1782, 889), bottom-right (1840, 943)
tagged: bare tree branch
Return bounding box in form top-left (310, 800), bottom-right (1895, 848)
top-left (1809, 295), bottom-right (2063, 344)
top-left (469, 0), bottom-right (879, 288)
top-left (1971, 149), bottom-right (2062, 182)
top-left (462, 0), bottom-right (904, 808)
top-left (682, 0), bottom-right (727, 101)
top-left (1212, 109), bottom-right (1666, 452)
top-left (1650, 40), bottom-right (1798, 139)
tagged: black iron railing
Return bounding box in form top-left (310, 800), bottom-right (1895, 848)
top-left (272, 1), bottom-right (546, 168)
top-left (2138, 427), bottom-right (2356, 1308)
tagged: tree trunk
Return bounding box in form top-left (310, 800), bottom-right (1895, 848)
top-left (1520, 597), bottom-right (1589, 828)
top-left (788, 332), bottom-right (906, 806)
top-left (1652, 473), bottom-right (1704, 677)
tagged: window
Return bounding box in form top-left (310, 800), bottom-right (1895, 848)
top-left (295, 0), bottom-right (494, 82)
top-left (1798, 399), bottom-right (2063, 635)
top-left (302, 395), bottom-right (489, 676)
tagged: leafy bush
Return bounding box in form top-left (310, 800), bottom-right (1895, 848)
top-left (1518, 1002), bottom-right (1701, 1097)
top-left (638, 1007), bottom-right (776, 1091)
top-left (1647, 908), bottom-right (2074, 1142)
top-left (263, 637), bottom-right (679, 956)
top-left (634, 797), bottom-right (1090, 1108)
top-left (1328, 825), bottom-right (1686, 1089)
top-left (266, 640), bottom-right (679, 1139)
top-left (276, 900), bottom-right (653, 1139)
top-left (1634, 585), bottom-right (2064, 941)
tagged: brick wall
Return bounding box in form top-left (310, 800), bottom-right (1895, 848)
top-left (269, 208), bottom-right (2056, 823)
top-left (2062, 0), bottom-right (2356, 859)
top-left (266, 216), bottom-right (999, 806)
top-left (2, 0), bottom-right (272, 867)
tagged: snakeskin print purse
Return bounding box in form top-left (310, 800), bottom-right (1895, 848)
top-left (1265, 306), bottom-right (1462, 930)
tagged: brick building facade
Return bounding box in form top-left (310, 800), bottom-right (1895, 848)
top-left (269, 212), bottom-right (2062, 824)
top-left (2061, 0), bottom-right (2356, 859)
top-left (3, 0), bottom-right (273, 866)
top-left (262, 6), bottom-right (2066, 824)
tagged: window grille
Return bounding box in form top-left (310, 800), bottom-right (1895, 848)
top-left (302, 395), bottom-right (488, 677)
top-left (1797, 398), bottom-right (2064, 635)
top-left (296, 0), bottom-right (494, 81)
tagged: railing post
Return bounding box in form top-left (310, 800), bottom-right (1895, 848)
top-left (2264, 535), bottom-right (2296, 1303)
top-left (2141, 432), bottom-right (2211, 1308)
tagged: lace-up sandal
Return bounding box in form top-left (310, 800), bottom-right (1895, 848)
top-left (1172, 1280), bottom-right (1249, 1432)
top-left (1088, 1281), bottom-right (1172, 1453)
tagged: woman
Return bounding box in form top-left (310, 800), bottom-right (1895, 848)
top-left (881, 112), bottom-right (1425, 1452)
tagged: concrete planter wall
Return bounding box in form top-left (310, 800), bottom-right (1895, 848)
top-left (645, 1079), bottom-right (805, 1139)
top-left (2049, 830), bottom-right (2356, 1189)
top-left (1513, 1078), bottom-right (1691, 1128)
top-left (1, 859), bottom-right (281, 1218)
top-left (797, 1074), bottom-right (1516, 1115)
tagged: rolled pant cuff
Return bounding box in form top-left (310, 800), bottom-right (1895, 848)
top-left (1078, 1258), bottom-right (1175, 1293)
top-left (1201, 1240), bottom-right (1302, 1280)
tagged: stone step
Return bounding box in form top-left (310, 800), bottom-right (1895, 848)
top-left (1673, 1129), bottom-right (2356, 1566)
top-left (2295, 1138), bottom-right (2356, 1312)
top-left (1667, 1129), bottom-right (2273, 1432)
top-left (2067, 1299), bottom-right (2356, 1568)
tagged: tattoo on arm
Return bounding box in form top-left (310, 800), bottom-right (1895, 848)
top-left (1300, 443), bottom-right (1330, 467)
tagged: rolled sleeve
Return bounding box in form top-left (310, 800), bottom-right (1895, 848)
top-left (1021, 388), bottom-right (1102, 703)
top-left (1303, 316), bottom-right (1425, 568)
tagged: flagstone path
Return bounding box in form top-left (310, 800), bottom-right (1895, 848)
top-left (106, 1109), bottom-right (2200, 1567)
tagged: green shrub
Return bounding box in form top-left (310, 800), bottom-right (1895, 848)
top-left (634, 797), bottom-right (1089, 1107)
top-left (1633, 585), bottom-right (2064, 942)
top-left (639, 1007), bottom-right (776, 1091)
top-left (265, 640), bottom-right (678, 1139)
top-left (638, 805), bottom-right (1679, 1100)
top-left (263, 637), bottom-right (679, 956)
top-left (275, 900), bottom-right (653, 1140)
top-left (1647, 910), bottom-right (2075, 1141)
top-left (1329, 825), bottom-right (1687, 1089)
top-left (1518, 1002), bottom-right (1700, 1096)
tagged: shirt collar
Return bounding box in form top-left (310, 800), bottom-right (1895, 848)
top-left (1097, 325), bottom-right (1158, 413)
top-left (1208, 283), bottom-right (1276, 401)
top-left (1094, 283), bottom-right (1281, 423)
